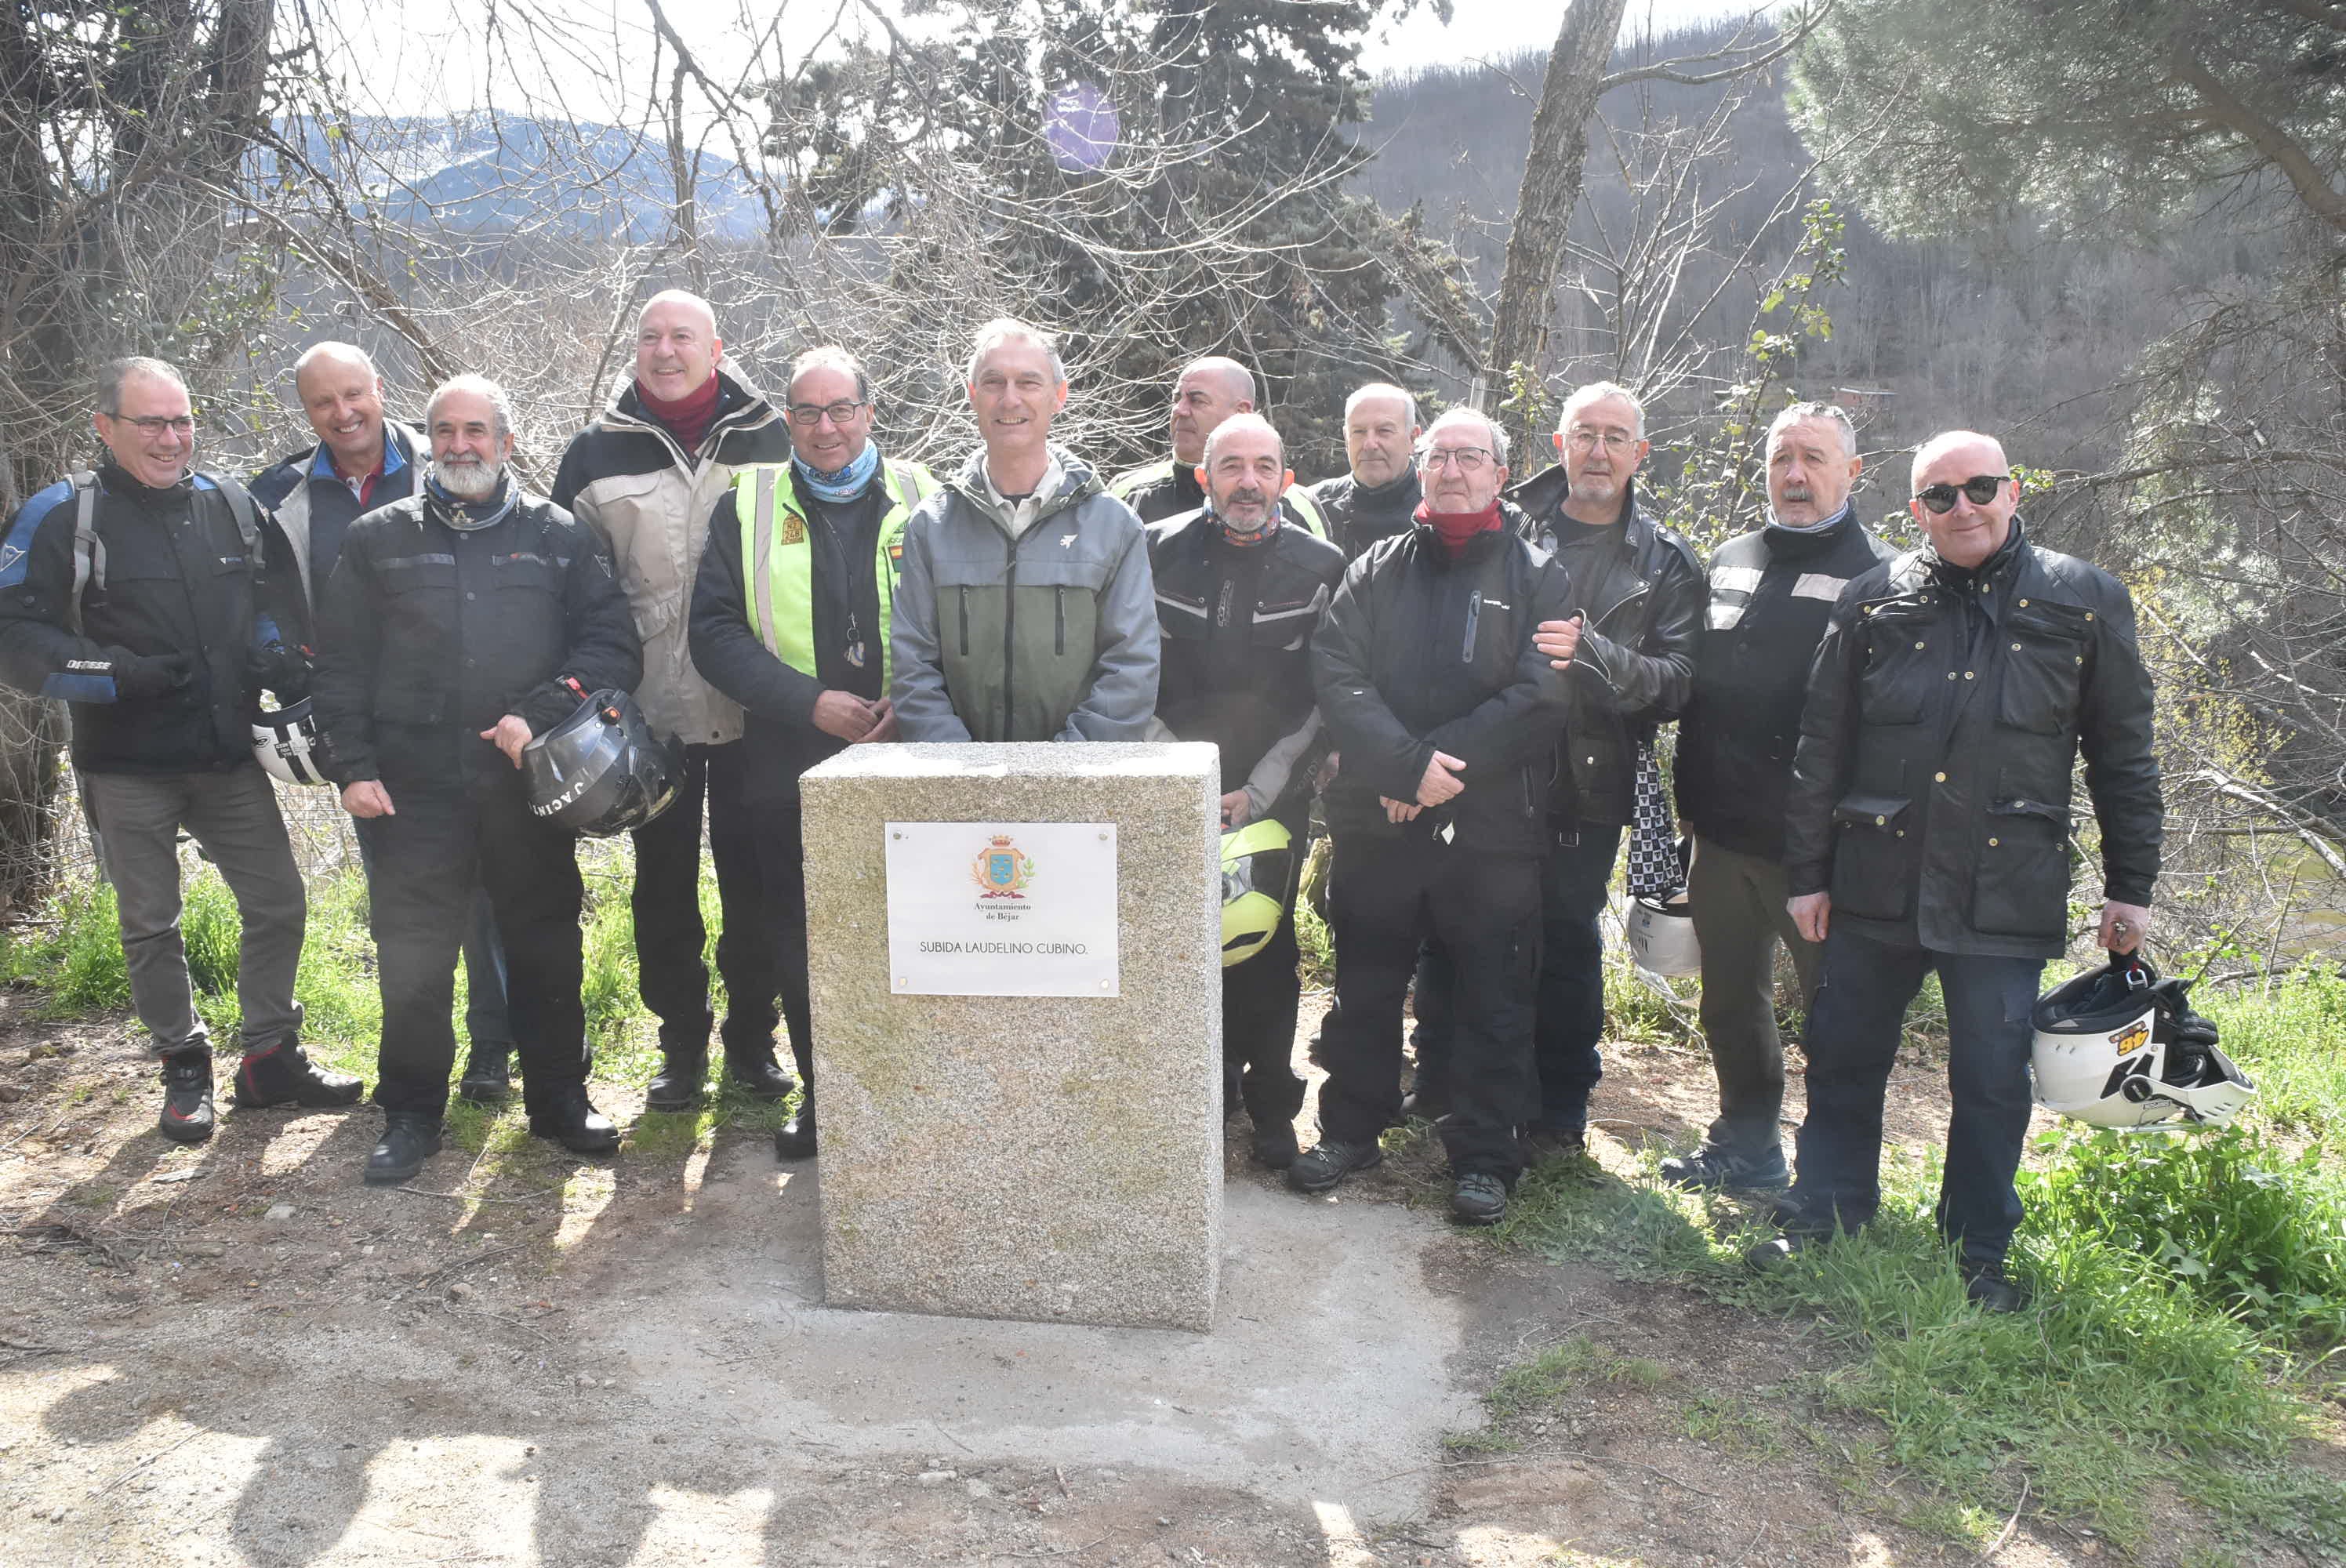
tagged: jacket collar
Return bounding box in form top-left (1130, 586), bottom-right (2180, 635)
top-left (598, 365), bottom-right (779, 452)
top-left (946, 443), bottom-right (1103, 532)
top-left (1505, 464), bottom-right (1656, 552)
top-left (307, 420), bottom-right (419, 485)
top-left (1760, 501), bottom-right (1856, 558)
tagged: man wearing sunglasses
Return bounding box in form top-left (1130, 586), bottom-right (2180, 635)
top-left (1759, 430), bottom-right (2162, 1311)
top-left (0, 357), bottom-right (344, 1144)
top-left (551, 290), bottom-right (798, 1112)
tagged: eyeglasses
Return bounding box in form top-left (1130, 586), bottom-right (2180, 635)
top-left (1423, 447), bottom-right (1493, 471)
top-left (1914, 474), bottom-right (2008, 514)
top-left (787, 399), bottom-right (868, 427)
top-left (1564, 428), bottom-right (1638, 454)
top-left (111, 414), bottom-right (195, 436)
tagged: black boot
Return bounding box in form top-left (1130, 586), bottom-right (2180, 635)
top-left (645, 1051), bottom-right (706, 1112)
top-left (233, 1040), bottom-right (365, 1109)
top-left (773, 1098), bottom-right (817, 1161)
top-left (528, 1083), bottom-right (621, 1155)
top-left (158, 1047), bottom-right (216, 1145)
top-left (724, 1049), bottom-right (796, 1102)
top-left (458, 1044), bottom-right (513, 1105)
top-left (365, 1112), bottom-right (444, 1185)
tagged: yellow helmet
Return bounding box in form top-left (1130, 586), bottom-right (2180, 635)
top-left (1220, 818), bottom-right (1295, 967)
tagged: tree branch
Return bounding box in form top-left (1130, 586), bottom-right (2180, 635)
top-left (2169, 53), bottom-right (2346, 234)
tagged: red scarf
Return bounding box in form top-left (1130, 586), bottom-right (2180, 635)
top-left (637, 373), bottom-right (722, 453)
top-left (1416, 499), bottom-right (1502, 556)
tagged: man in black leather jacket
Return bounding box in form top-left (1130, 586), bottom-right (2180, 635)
top-left (1418, 382), bottom-right (1703, 1149)
top-left (1297, 408), bottom-right (1573, 1227)
top-left (1756, 429), bottom-right (2162, 1311)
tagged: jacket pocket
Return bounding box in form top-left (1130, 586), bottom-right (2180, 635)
top-left (1971, 795), bottom-right (2072, 938)
top-left (1854, 608), bottom-right (1934, 726)
top-left (1996, 600), bottom-right (2090, 735)
top-left (490, 553), bottom-right (564, 659)
top-left (1828, 792), bottom-right (1916, 922)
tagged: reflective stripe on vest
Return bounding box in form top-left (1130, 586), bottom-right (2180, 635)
top-left (737, 459), bottom-right (936, 693)
top-left (1283, 485), bottom-right (1328, 541)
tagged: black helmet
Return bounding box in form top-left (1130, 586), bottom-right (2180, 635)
top-left (521, 681), bottom-right (681, 837)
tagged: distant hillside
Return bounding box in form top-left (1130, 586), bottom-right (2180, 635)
top-left (271, 116), bottom-right (766, 243)
top-left (1355, 27), bottom-right (2278, 472)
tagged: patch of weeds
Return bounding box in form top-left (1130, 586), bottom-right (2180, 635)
top-left (65, 1183), bottom-right (117, 1210)
top-left (1439, 1425), bottom-right (1519, 1456)
top-left (2024, 1122), bottom-right (2346, 1346)
top-left (2, 880), bottom-right (129, 1011)
top-left (1680, 1393), bottom-right (1787, 1460)
top-left (2202, 968), bottom-right (2346, 1158)
top-left (1491, 1148), bottom-right (1739, 1281)
top-left (1484, 1335), bottom-right (1672, 1419)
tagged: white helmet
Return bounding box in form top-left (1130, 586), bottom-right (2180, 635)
top-left (2032, 953), bottom-right (2255, 1130)
top-left (252, 698), bottom-right (332, 786)
top-left (1626, 894), bottom-right (1701, 978)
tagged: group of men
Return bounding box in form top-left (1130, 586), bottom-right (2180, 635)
top-left (0, 292), bottom-right (2161, 1309)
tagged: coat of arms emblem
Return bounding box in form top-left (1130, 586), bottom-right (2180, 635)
top-left (971, 833), bottom-right (1035, 898)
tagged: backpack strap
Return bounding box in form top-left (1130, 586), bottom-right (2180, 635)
top-left (64, 470), bottom-right (101, 637)
top-left (212, 474), bottom-right (261, 557)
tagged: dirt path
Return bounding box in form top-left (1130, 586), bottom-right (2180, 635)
top-left (0, 983), bottom-right (2282, 1566)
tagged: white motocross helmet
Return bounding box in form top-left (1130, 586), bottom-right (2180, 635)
top-left (2032, 953), bottom-right (2255, 1130)
top-left (252, 698), bottom-right (332, 786)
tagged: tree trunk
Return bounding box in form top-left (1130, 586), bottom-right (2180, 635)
top-left (1486, 0), bottom-right (1629, 445)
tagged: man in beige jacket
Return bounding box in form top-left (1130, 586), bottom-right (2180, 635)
top-left (550, 289), bottom-right (797, 1109)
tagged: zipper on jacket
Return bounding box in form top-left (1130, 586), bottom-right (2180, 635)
top-left (1054, 585), bottom-right (1066, 655)
top-left (1461, 590), bottom-right (1482, 663)
top-left (1000, 541), bottom-right (1019, 741)
top-left (1592, 579), bottom-right (1651, 634)
top-left (957, 586), bottom-right (970, 656)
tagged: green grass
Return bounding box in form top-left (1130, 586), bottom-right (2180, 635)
top-left (1469, 978), bottom-right (2346, 1561)
top-left (0, 841), bottom-right (789, 1135)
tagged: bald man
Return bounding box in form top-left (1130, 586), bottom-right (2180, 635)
top-left (1109, 356), bottom-right (1328, 537)
top-left (550, 289), bottom-right (797, 1110)
top-left (252, 343), bottom-right (423, 610)
top-left (1756, 429), bottom-right (2163, 1312)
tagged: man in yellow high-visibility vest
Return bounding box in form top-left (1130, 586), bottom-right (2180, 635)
top-left (688, 345), bottom-right (935, 1162)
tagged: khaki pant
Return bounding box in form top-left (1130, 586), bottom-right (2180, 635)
top-left (1686, 836), bottom-right (1820, 1156)
top-left (82, 766), bottom-right (306, 1057)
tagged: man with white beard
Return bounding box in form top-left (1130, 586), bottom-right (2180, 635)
top-left (311, 376), bottom-right (643, 1185)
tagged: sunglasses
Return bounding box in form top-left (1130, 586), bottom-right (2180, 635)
top-left (1914, 474), bottom-right (2008, 514)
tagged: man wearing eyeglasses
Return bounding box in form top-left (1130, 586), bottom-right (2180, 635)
top-left (690, 346), bottom-right (935, 1161)
top-left (0, 357), bottom-right (349, 1144)
top-left (1757, 430), bottom-right (2162, 1311)
top-left (1416, 382), bottom-right (1703, 1152)
top-left (1297, 408), bottom-right (1573, 1227)
top-left (551, 289), bottom-right (797, 1112)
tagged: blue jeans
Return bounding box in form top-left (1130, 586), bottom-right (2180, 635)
top-left (1789, 926), bottom-right (2044, 1265)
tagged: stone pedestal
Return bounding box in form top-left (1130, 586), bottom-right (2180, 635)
top-left (798, 742), bottom-right (1222, 1330)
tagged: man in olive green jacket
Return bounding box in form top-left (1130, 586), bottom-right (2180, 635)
top-left (891, 318), bottom-right (1160, 742)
